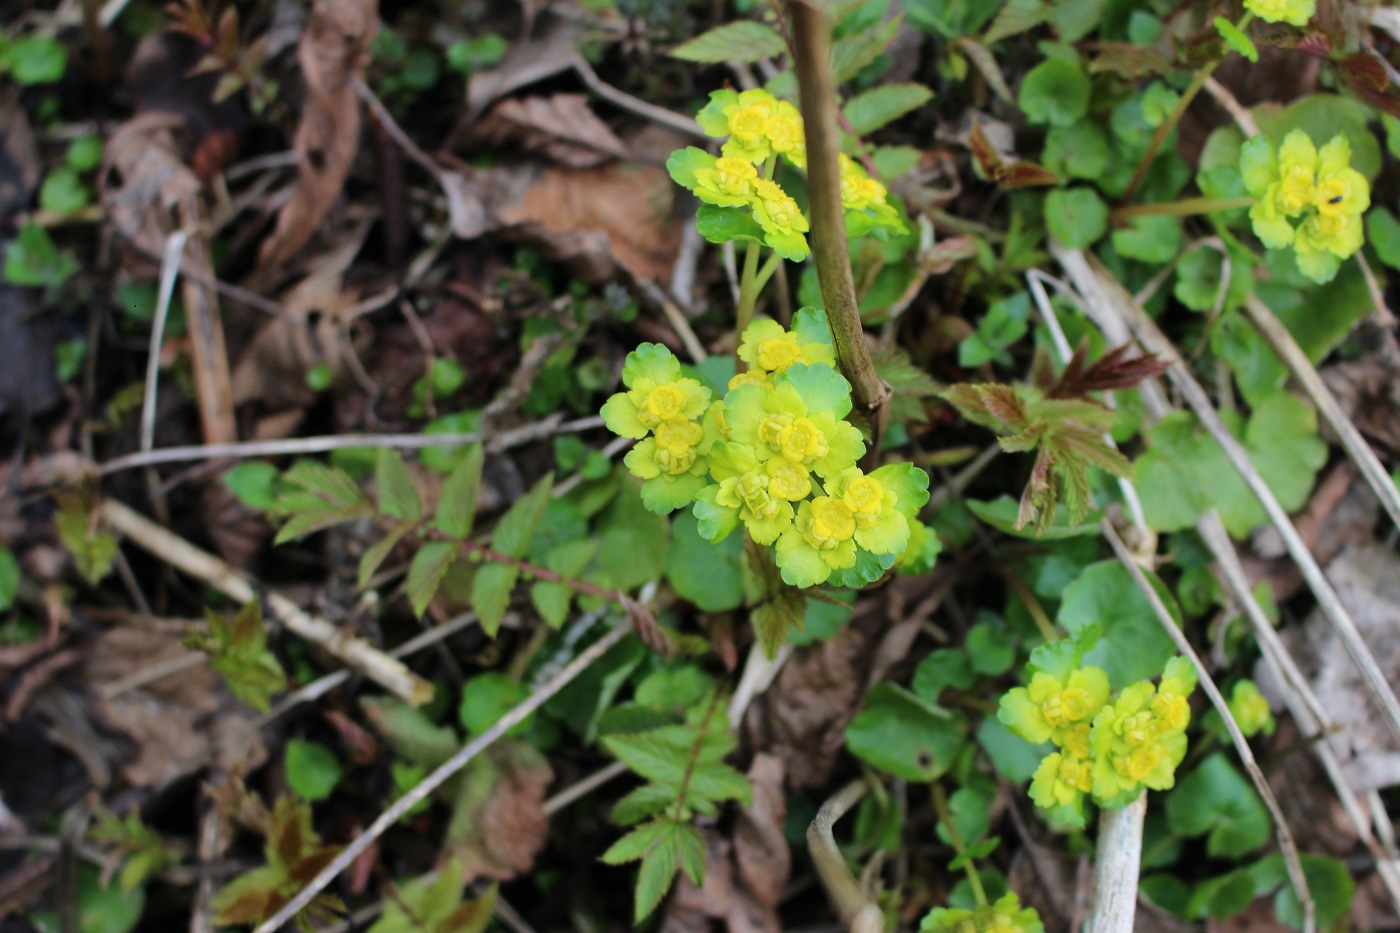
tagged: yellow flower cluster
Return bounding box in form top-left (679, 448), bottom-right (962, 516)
top-left (668, 88), bottom-right (904, 263)
top-left (922, 892), bottom-right (1044, 933)
top-left (1000, 650), bottom-right (1197, 825)
top-left (602, 311), bottom-right (933, 590)
top-left (1240, 129), bottom-right (1370, 283)
top-left (1244, 0), bottom-right (1314, 26)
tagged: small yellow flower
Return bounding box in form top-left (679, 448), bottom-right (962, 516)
top-left (737, 318), bottom-right (836, 375)
top-left (765, 459), bottom-right (812, 501)
top-left (651, 418), bottom-right (705, 475)
top-left (777, 416), bottom-right (830, 464)
top-left (693, 156), bottom-right (759, 209)
top-left (838, 472), bottom-right (885, 527)
top-left (727, 370), bottom-right (771, 391)
top-left (803, 496), bottom-right (857, 550)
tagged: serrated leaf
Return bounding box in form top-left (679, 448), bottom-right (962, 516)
top-left (55, 495), bottom-right (118, 585)
top-left (274, 505), bottom-right (375, 544)
top-left (530, 581), bottom-right (572, 628)
top-left (408, 541), bottom-right (457, 617)
top-left (375, 448), bottom-right (421, 521)
top-left (435, 444), bottom-right (484, 539)
top-left (842, 82), bottom-right (934, 136)
top-left (670, 20), bottom-right (786, 63)
top-left (634, 821), bottom-right (684, 921)
top-left (984, 0), bottom-right (1052, 43)
top-left (282, 460), bottom-right (366, 510)
top-left (601, 819), bottom-right (670, 864)
top-left (358, 521), bottom-right (417, 588)
top-left (611, 784), bottom-right (677, 826)
top-left (491, 474), bottom-right (554, 558)
top-left (471, 562), bottom-right (518, 636)
top-left (832, 16), bottom-right (900, 84)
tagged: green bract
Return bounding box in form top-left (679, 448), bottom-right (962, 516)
top-left (1228, 679), bottom-right (1276, 738)
top-left (602, 313), bottom-right (930, 590)
top-left (1240, 129), bottom-right (1370, 283)
top-left (1244, 0), bottom-right (1314, 26)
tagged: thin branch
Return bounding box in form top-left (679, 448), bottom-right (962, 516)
top-left (1238, 294), bottom-right (1400, 535)
top-left (101, 500), bottom-right (434, 705)
top-left (251, 620), bottom-right (634, 933)
top-left (1053, 243), bottom-right (1400, 751)
top-left (140, 230), bottom-right (188, 454)
top-left (789, 2), bottom-right (889, 451)
top-left (99, 416), bottom-right (605, 475)
top-left (1101, 521), bottom-right (1314, 933)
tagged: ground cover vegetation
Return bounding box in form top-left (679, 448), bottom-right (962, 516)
top-left (2, 0), bottom-right (1400, 931)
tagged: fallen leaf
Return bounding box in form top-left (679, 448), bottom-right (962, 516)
top-left (468, 94), bottom-right (631, 167)
top-left (257, 0), bottom-right (379, 268)
top-left (0, 90), bottom-right (40, 220)
top-left (86, 627), bottom-right (267, 790)
top-left (661, 830), bottom-right (780, 933)
top-left (731, 754), bottom-right (789, 912)
top-left (1321, 355), bottom-right (1400, 453)
top-left (464, 13), bottom-right (577, 122)
top-left (446, 740), bottom-right (552, 881)
top-left (101, 112), bottom-right (203, 259)
top-left (496, 161), bottom-right (681, 284)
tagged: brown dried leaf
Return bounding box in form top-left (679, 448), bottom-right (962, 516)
top-left (470, 94), bottom-right (630, 167)
top-left (465, 13), bottom-right (577, 120)
top-left (446, 740), bottom-right (552, 881)
top-left (731, 755), bottom-right (789, 910)
top-left (968, 122), bottom-right (1057, 190)
top-left (496, 161), bottom-right (681, 284)
top-left (257, 0), bottom-right (379, 268)
top-left (101, 112), bottom-right (203, 257)
top-left (661, 832), bottom-right (780, 933)
top-left (87, 627), bottom-right (266, 789)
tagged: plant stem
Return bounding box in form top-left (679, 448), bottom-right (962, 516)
top-left (736, 242), bottom-right (762, 354)
top-left (1112, 196), bottom-right (1254, 222)
top-left (789, 1), bottom-right (890, 451)
top-left (751, 250), bottom-right (785, 297)
top-left (931, 783), bottom-right (987, 907)
top-left (1120, 13), bottom-right (1253, 203)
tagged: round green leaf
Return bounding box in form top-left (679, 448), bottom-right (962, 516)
top-left (459, 671), bottom-right (531, 737)
top-left (1045, 187), bottom-right (1108, 248)
top-left (1042, 121), bottom-right (1110, 180)
top-left (284, 739), bottom-right (343, 801)
top-left (1018, 58), bottom-right (1091, 127)
top-left (1165, 754), bottom-right (1270, 859)
top-left (844, 683), bottom-right (966, 781)
top-left (664, 509), bottom-right (743, 612)
top-left (1056, 560), bottom-right (1178, 687)
top-left (222, 462), bottom-right (281, 511)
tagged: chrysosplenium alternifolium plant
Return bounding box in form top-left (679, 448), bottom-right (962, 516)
top-left (667, 88), bottom-right (904, 260)
top-left (922, 892), bottom-right (1044, 933)
top-left (999, 634), bottom-right (1197, 827)
top-left (1243, 0), bottom-right (1314, 26)
top-left (602, 310), bottom-right (930, 589)
top-left (1241, 128), bottom-right (1371, 283)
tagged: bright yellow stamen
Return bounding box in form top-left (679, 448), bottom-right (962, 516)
top-left (640, 385), bottom-right (685, 429)
top-left (778, 417), bottom-right (828, 463)
top-left (805, 496), bottom-right (856, 549)
top-left (765, 459), bottom-right (811, 501)
top-left (840, 475), bottom-right (884, 526)
top-left (757, 412), bottom-right (793, 449)
top-left (728, 103), bottom-right (772, 142)
top-left (755, 336), bottom-right (803, 372)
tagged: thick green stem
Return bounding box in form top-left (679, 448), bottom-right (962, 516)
top-left (751, 250), bottom-right (784, 297)
top-left (932, 783), bottom-right (987, 907)
top-left (790, 1), bottom-right (889, 452)
top-left (1112, 195), bottom-right (1255, 222)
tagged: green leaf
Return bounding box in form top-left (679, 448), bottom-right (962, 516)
top-left (634, 821), bottom-right (683, 921)
top-left (966, 618), bottom-right (1014, 675)
top-left (695, 203), bottom-right (766, 247)
top-left (842, 83), bottom-right (934, 136)
top-left (1056, 560), bottom-right (1178, 688)
top-left (1018, 58), bottom-right (1090, 127)
top-left (67, 135), bottom-right (104, 172)
top-left (0, 546), bottom-right (20, 612)
top-left (1042, 121), bottom-right (1109, 180)
top-left (665, 509), bottom-right (743, 612)
top-left (832, 16), bottom-right (900, 83)
top-left (1165, 754), bottom-right (1269, 859)
top-left (284, 740), bottom-right (343, 802)
top-left (845, 683), bottom-right (966, 781)
top-left (435, 443), bottom-right (484, 539)
top-left (223, 462), bottom-right (280, 510)
top-left (39, 166), bottom-right (90, 215)
top-left (471, 563), bottom-right (518, 636)
top-left (368, 861), bottom-right (494, 933)
top-left (976, 717), bottom-right (1043, 783)
top-left (5, 220), bottom-right (77, 287)
top-left (361, 698), bottom-right (458, 766)
top-left (912, 648), bottom-right (975, 701)
top-left (985, 0), bottom-right (1052, 43)
top-left (670, 21), bottom-right (786, 63)
top-left (491, 474), bottom-right (554, 558)
top-left (1111, 215), bottom-right (1182, 264)
top-left (459, 672), bottom-right (530, 737)
top-left (967, 495), bottom-right (1101, 539)
top-left (407, 541), bottom-right (456, 617)
top-left (1214, 15), bottom-right (1258, 62)
top-left (375, 448), bottom-right (421, 521)
top-left (1054, 0), bottom-right (1105, 41)
top-left (55, 498), bottom-right (117, 585)
top-left (937, 782), bottom-right (994, 847)
top-left (31, 866), bottom-right (145, 933)
top-left (1187, 868), bottom-right (1257, 920)
top-left (1251, 853), bottom-right (1355, 930)
top-left (1045, 187), bottom-right (1108, 248)
top-left (601, 819), bottom-right (669, 863)
top-left (8, 35), bottom-right (67, 84)
top-left (596, 481), bottom-right (669, 590)
top-left (357, 520), bottom-right (417, 588)
top-left (1366, 207), bottom-right (1400, 271)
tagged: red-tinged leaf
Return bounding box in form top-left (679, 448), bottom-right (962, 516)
top-left (1294, 32), bottom-right (1332, 57)
top-left (270, 797), bottom-right (310, 873)
top-left (211, 866), bottom-right (282, 924)
top-left (967, 122), bottom-right (1004, 180)
top-left (997, 161), bottom-right (1058, 188)
top-left (624, 594), bottom-right (676, 659)
top-left (288, 845), bottom-right (343, 885)
top-left (1018, 447), bottom-right (1057, 532)
top-left (940, 383), bottom-right (1029, 432)
top-left (1049, 340), bottom-right (1170, 398)
top-left (1338, 50), bottom-right (1400, 119)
